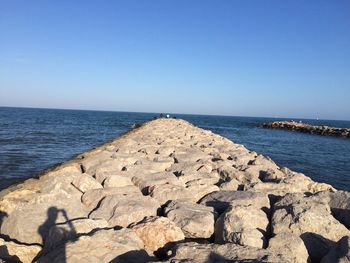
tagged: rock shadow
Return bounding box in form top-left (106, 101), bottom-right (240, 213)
top-left (300, 232), bottom-right (336, 262)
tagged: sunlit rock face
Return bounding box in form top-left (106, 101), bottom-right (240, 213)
top-left (0, 118), bottom-right (346, 262)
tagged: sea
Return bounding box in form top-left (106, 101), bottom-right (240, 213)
top-left (0, 107), bottom-right (349, 191)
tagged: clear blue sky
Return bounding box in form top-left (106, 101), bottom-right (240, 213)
top-left (1, 0), bottom-right (349, 120)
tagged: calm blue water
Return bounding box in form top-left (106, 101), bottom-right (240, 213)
top-left (0, 107), bottom-right (350, 191)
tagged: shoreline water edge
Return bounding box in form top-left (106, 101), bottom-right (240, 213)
top-left (0, 118), bottom-right (349, 262)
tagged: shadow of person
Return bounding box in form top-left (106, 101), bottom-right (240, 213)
top-left (38, 207), bottom-right (59, 247)
top-left (36, 207), bottom-right (77, 262)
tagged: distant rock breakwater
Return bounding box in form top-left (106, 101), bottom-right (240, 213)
top-left (0, 118), bottom-right (349, 262)
top-left (259, 120), bottom-right (350, 138)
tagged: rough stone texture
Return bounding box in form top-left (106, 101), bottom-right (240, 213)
top-left (132, 172), bottom-right (183, 194)
top-left (81, 185), bottom-right (142, 209)
top-left (1, 187), bottom-right (89, 245)
top-left (71, 173), bottom-right (103, 193)
top-left (166, 241), bottom-right (289, 263)
top-left (44, 218), bottom-right (109, 250)
top-left (130, 216), bottom-right (185, 253)
top-left (215, 204), bottom-right (269, 248)
top-left (164, 201), bottom-right (217, 238)
top-left (272, 193), bottom-right (350, 261)
top-left (199, 190), bottom-right (270, 214)
top-left (102, 174), bottom-right (133, 188)
top-left (0, 237), bottom-right (41, 263)
top-left (149, 184), bottom-right (194, 205)
top-left (268, 233), bottom-right (309, 263)
top-left (316, 190), bottom-right (350, 229)
top-left (321, 236), bottom-right (350, 263)
top-left (0, 118), bottom-right (346, 262)
top-left (37, 228), bottom-right (150, 263)
top-left (218, 178), bottom-right (241, 191)
top-left (89, 194), bottom-right (160, 227)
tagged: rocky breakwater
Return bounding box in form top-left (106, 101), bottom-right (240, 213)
top-left (0, 118), bottom-right (349, 262)
top-left (259, 120), bottom-right (350, 138)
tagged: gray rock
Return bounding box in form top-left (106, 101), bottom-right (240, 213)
top-left (71, 173), bottom-right (103, 193)
top-left (164, 201), bottom-right (217, 238)
top-left (149, 184), bottom-right (194, 205)
top-left (132, 172), bottom-right (183, 194)
top-left (81, 186), bottom-right (142, 209)
top-left (166, 241), bottom-right (289, 263)
top-left (199, 190), bottom-right (270, 214)
top-left (37, 228), bottom-right (150, 263)
top-left (44, 218), bottom-right (109, 250)
top-left (272, 193), bottom-right (350, 261)
top-left (214, 204), bottom-right (269, 248)
top-left (102, 174), bottom-right (133, 188)
top-left (317, 190), bottom-right (350, 229)
top-left (1, 190), bottom-right (89, 245)
top-left (268, 233), bottom-right (310, 263)
top-left (89, 194), bottom-right (160, 227)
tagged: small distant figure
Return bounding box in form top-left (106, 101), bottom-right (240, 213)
top-left (160, 113), bottom-right (164, 118)
top-left (166, 114), bottom-right (170, 118)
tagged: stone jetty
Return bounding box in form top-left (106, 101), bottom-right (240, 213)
top-left (0, 118), bottom-right (349, 262)
top-left (259, 120), bottom-right (350, 138)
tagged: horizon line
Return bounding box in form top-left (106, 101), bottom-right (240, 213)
top-left (0, 105), bottom-right (349, 122)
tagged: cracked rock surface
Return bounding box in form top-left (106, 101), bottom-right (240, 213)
top-left (0, 118), bottom-right (348, 262)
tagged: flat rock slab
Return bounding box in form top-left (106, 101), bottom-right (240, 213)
top-left (37, 228), bottom-right (150, 263)
top-left (81, 185), bottom-right (142, 210)
top-left (199, 190), bottom-right (270, 214)
top-left (164, 201), bottom-right (217, 238)
top-left (166, 241), bottom-right (289, 262)
top-left (89, 194), bottom-right (160, 227)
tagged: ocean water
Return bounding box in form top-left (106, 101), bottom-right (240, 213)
top-left (0, 107), bottom-right (350, 191)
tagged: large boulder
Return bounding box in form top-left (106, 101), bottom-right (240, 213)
top-left (71, 173), bottom-right (102, 193)
top-left (214, 204), bottom-right (269, 248)
top-left (166, 241), bottom-right (288, 263)
top-left (44, 218), bottom-right (109, 251)
top-left (316, 190), bottom-right (350, 229)
top-left (89, 194), bottom-right (160, 227)
top-left (199, 191), bottom-right (270, 214)
top-left (1, 190), bottom-right (89, 245)
top-left (268, 233), bottom-right (310, 263)
top-left (37, 228), bottom-right (150, 262)
top-left (81, 186), bottom-right (142, 209)
top-left (130, 216), bottom-right (185, 253)
top-left (101, 174), bottom-right (133, 188)
top-left (164, 201), bottom-right (217, 238)
top-left (80, 150), bottom-right (113, 174)
top-left (132, 172), bottom-right (184, 194)
top-left (186, 183), bottom-right (220, 203)
top-left (149, 184), bottom-right (194, 205)
top-left (247, 171), bottom-right (335, 197)
top-left (271, 193), bottom-right (350, 261)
